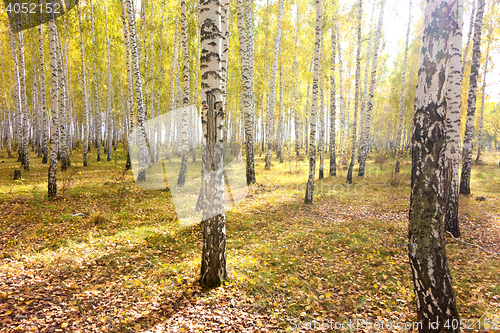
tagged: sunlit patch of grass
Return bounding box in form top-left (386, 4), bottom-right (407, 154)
top-left (0, 146), bottom-right (499, 331)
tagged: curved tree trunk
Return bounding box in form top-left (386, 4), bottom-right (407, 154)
top-left (409, 0), bottom-right (460, 328)
top-left (305, 0), bottom-right (322, 205)
top-left (460, 0), bottom-right (485, 195)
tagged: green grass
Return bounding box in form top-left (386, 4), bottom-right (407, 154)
top-left (0, 146), bottom-right (499, 332)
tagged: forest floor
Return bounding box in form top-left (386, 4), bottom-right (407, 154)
top-left (0, 146), bottom-right (499, 332)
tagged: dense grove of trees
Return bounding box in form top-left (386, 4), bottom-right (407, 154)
top-left (1, 0), bottom-right (499, 327)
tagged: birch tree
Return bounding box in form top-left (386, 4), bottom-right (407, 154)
top-left (460, 0), bottom-right (485, 195)
top-left (126, 0), bottom-right (148, 182)
top-left (329, 23), bottom-right (337, 177)
top-left (444, 0), bottom-right (463, 238)
top-left (121, 0), bottom-right (134, 170)
top-left (177, 0), bottom-right (190, 187)
top-left (394, 0), bottom-right (412, 173)
top-left (305, 0), bottom-right (322, 205)
top-left (78, 4), bottom-right (90, 167)
top-left (358, 0), bottom-right (385, 177)
top-left (48, 1), bottom-right (59, 198)
top-left (409, 0), bottom-right (460, 327)
top-left (39, 13), bottom-right (49, 165)
top-left (7, 16), bottom-right (23, 167)
top-left (199, 0), bottom-right (227, 287)
top-left (475, 32), bottom-right (491, 163)
top-left (17, 24), bottom-right (29, 171)
top-left (264, 0), bottom-right (284, 170)
top-left (461, 0), bottom-right (476, 80)
top-left (346, 0), bottom-right (363, 184)
top-left (56, 30), bottom-right (67, 172)
top-left (319, 36), bottom-right (325, 179)
top-left (105, 4), bottom-right (113, 162)
top-left (236, 0), bottom-right (256, 185)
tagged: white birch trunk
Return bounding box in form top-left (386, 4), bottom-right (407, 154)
top-left (475, 34), bottom-right (490, 163)
top-left (409, 0), bottom-right (460, 326)
top-left (126, 0), bottom-right (148, 182)
top-left (346, 0), bottom-right (363, 184)
top-left (48, 3), bottom-right (59, 198)
top-left (264, 0), bottom-right (284, 170)
top-left (460, 0), bottom-right (485, 195)
top-left (394, 0), bottom-right (412, 173)
top-left (358, 0), bottom-right (386, 177)
top-left (177, 0), bottom-right (190, 187)
top-left (199, 0), bottom-right (227, 288)
top-left (444, 0), bottom-right (464, 237)
top-left (305, 0), bottom-right (322, 204)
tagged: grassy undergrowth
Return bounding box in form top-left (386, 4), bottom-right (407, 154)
top-left (0, 146), bottom-right (499, 332)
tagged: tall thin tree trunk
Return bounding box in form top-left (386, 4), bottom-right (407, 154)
top-left (460, 0), bottom-right (485, 195)
top-left (48, 2), bottom-right (59, 198)
top-left (319, 36), bottom-right (325, 179)
top-left (358, 0), bottom-right (385, 177)
top-left (177, 0), bottom-right (190, 187)
top-left (264, 0), bottom-right (284, 170)
top-left (7, 18), bottom-right (23, 165)
top-left (105, 4), bottom-right (113, 162)
top-left (17, 24), bottom-right (29, 171)
top-left (199, 0), bottom-right (227, 288)
top-left (121, 0), bottom-right (134, 170)
top-left (305, 0), bottom-right (322, 205)
top-left (329, 20), bottom-right (337, 177)
top-left (236, 0), bottom-right (255, 185)
top-left (394, 0), bottom-right (412, 173)
top-left (78, 4), bottom-right (90, 167)
top-left (126, 0), bottom-right (148, 182)
top-left (461, 0), bottom-right (476, 80)
top-left (56, 29), bottom-right (67, 172)
top-left (278, 64), bottom-right (284, 164)
top-left (444, 0), bottom-right (464, 238)
top-left (293, 11), bottom-right (301, 158)
top-left (409, 0), bottom-right (460, 328)
top-left (337, 32), bottom-right (346, 167)
top-left (475, 33), bottom-right (490, 164)
top-left (39, 13), bottom-right (49, 164)
top-left (346, 0), bottom-right (363, 184)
